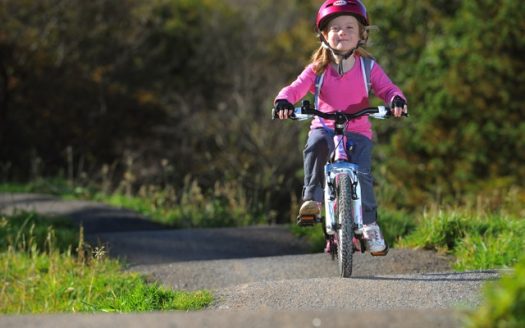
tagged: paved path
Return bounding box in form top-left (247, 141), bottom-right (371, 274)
top-left (0, 192), bottom-right (168, 234)
top-left (0, 192), bottom-right (497, 327)
top-left (0, 309), bottom-right (464, 328)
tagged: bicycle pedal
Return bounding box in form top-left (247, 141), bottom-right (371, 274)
top-left (296, 215), bottom-right (320, 226)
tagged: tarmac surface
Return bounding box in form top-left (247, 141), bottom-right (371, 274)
top-left (0, 193), bottom-right (497, 327)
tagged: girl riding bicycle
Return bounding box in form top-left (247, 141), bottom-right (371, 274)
top-left (274, 0), bottom-right (408, 255)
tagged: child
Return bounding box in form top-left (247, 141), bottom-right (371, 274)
top-left (274, 0), bottom-right (408, 255)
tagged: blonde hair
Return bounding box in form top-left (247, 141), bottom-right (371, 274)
top-left (311, 21), bottom-right (376, 75)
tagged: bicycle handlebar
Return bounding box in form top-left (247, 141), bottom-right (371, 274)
top-left (272, 100), bottom-right (408, 121)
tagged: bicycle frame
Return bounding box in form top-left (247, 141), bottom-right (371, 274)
top-left (324, 161), bottom-right (363, 236)
top-left (317, 107), bottom-right (365, 237)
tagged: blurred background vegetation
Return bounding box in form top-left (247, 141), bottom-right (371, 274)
top-left (2, 1), bottom-right (523, 321)
top-left (0, 0), bottom-right (524, 225)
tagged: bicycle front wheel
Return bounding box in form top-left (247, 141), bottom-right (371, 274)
top-left (336, 173), bottom-right (354, 278)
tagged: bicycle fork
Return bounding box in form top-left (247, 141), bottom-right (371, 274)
top-left (323, 161), bottom-right (364, 236)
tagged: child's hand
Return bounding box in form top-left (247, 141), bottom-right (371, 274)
top-left (391, 96), bottom-right (408, 118)
top-left (275, 99), bottom-right (295, 120)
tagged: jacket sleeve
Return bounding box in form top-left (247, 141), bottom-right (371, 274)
top-left (274, 64), bottom-right (317, 105)
top-left (370, 63), bottom-right (407, 105)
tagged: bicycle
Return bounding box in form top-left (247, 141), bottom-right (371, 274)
top-left (273, 99), bottom-right (406, 277)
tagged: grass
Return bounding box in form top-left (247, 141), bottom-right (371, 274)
top-left (0, 212), bottom-right (213, 314)
top-left (87, 189), bottom-right (257, 228)
top-left (0, 179), bottom-right (73, 195)
top-left (290, 224), bottom-right (326, 252)
top-left (291, 205), bottom-right (524, 272)
top-left (377, 208), bottom-right (417, 247)
top-left (398, 209), bottom-right (525, 271)
top-left (0, 213), bottom-right (78, 253)
top-left (0, 179), bottom-right (266, 228)
top-left (1, 251), bottom-right (212, 313)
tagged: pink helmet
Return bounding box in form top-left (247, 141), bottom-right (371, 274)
top-left (316, 0), bottom-right (369, 31)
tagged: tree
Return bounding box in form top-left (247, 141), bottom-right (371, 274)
top-left (371, 0), bottom-right (525, 207)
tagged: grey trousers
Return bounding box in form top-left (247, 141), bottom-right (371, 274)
top-left (303, 128), bottom-right (377, 225)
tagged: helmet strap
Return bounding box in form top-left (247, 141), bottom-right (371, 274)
top-left (336, 52), bottom-right (353, 75)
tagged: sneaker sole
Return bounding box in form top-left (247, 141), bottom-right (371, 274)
top-left (296, 215), bottom-right (318, 226)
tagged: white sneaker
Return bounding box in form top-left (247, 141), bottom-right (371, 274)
top-left (363, 223), bottom-right (387, 255)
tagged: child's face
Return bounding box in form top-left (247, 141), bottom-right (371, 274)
top-left (323, 15), bottom-right (361, 52)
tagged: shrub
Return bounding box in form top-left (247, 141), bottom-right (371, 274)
top-left (466, 257), bottom-right (525, 327)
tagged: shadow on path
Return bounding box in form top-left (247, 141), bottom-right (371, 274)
top-left (90, 226), bottom-right (312, 266)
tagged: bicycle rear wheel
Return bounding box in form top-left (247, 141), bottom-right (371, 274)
top-left (335, 173), bottom-right (354, 277)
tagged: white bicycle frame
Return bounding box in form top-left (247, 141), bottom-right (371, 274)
top-left (323, 135), bottom-right (363, 235)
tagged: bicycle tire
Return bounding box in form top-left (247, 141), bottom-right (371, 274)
top-left (335, 173), bottom-right (354, 277)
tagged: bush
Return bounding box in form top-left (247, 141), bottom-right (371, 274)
top-left (466, 257), bottom-right (525, 328)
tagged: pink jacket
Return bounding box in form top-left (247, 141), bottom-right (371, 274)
top-left (275, 56), bottom-right (406, 139)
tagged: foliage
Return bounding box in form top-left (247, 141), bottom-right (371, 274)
top-left (398, 209), bottom-right (525, 270)
top-left (466, 256), bottom-right (525, 328)
top-left (290, 224), bottom-right (326, 253)
top-left (1, 251), bottom-right (212, 313)
top-left (92, 179), bottom-right (266, 227)
top-left (368, 0), bottom-right (525, 208)
top-left (1, 178), bottom-right (267, 227)
top-left (0, 212), bottom-right (77, 253)
top-left (0, 213), bottom-right (213, 313)
top-left (377, 208), bottom-right (416, 247)
top-left (0, 0), bottom-right (319, 222)
top-left (1, 0), bottom-right (524, 222)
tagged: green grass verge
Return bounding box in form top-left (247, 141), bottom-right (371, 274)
top-left (0, 213), bottom-right (213, 314)
top-left (0, 180), bottom-right (265, 228)
top-left (0, 213), bottom-right (78, 253)
top-left (291, 206), bottom-right (524, 273)
top-left (398, 210), bottom-right (525, 271)
top-left (87, 192), bottom-right (258, 228)
top-left (0, 179), bottom-right (73, 195)
top-left (1, 251), bottom-right (212, 313)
